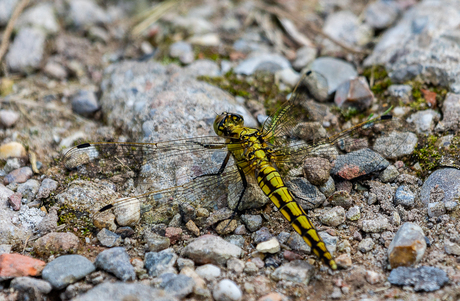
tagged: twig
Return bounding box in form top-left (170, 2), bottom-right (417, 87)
top-left (254, 2), bottom-right (370, 55)
top-left (131, 0), bottom-right (180, 37)
top-left (0, 0), bottom-right (30, 64)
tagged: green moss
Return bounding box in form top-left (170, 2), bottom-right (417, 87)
top-left (198, 71), bottom-right (288, 117)
top-left (362, 65), bottom-right (392, 95)
top-left (411, 135), bottom-right (442, 177)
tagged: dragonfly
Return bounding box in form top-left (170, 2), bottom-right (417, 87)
top-left (63, 71), bottom-right (401, 270)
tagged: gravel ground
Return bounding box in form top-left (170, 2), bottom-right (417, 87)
top-left (1, 0), bottom-right (460, 300)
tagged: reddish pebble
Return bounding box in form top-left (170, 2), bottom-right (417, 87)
top-left (0, 253), bottom-right (46, 278)
top-left (33, 232), bottom-right (80, 256)
top-left (283, 250), bottom-right (302, 261)
top-left (165, 227), bottom-right (183, 244)
top-left (4, 167), bottom-right (33, 184)
top-left (8, 192), bottom-right (22, 210)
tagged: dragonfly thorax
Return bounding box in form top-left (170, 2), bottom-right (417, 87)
top-left (213, 112), bottom-right (245, 137)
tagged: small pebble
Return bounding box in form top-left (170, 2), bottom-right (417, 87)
top-left (227, 258), bottom-right (244, 275)
top-left (212, 279), bottom-right (242, 301)
top-left (177, 258), bottom-right (194, 271)
top-left (144, 232), bottom-right (170, 252)
top-left (95, 247), bottom-right (136, 281)
top-left (97, 228), bottom-right (121, 247)
top-left (335, 253), bottom-right (352, 269)
top-left (253, 227), bottom-right (273, 244)
top-left (145, 248), bottom-right (178, 277)
top-left (388, 266), bottom-right (449, 292)
top-left (33, 232), bottom-right (80, 256)
top-left (388, 222), bottom-right (426, 268)
top-left (42, 255), bottom-right (95, 289)
top-left (10, 276), bottom-right (52, 295)
top-left (320, 206), bottom-right (346, 227)
top-left (3, 167), bottom-right (33, 184)
top-left (71, 90), bottom-right (99, 117)
top-left (0, 110), bottom-right (20, 127)
top-left (241, 214), bottom-right (262, 232)
top-left (0, 142), bottom-right (27, 160)
top-left (195, 264), bottom-right (221, 281)
top-left (365, 270), bottom-right (382, 284)
top-left (7, 192), bottom-right (22, 210)
top-left (256, 237), bottom-right (280, 254)
top-left (243, 261), bottom-right (258, 275)
top-left (358, 238), bottom-right (375, 253)
top-left (346, 206), bottom-right (360, 221)
top-left (444, 240), bottom-right (460, 256)
top-left (185, 220), bottom-right (200, 236)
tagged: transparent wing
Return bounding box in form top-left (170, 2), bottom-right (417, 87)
top-left (63, 138), bottom-right (258, 226)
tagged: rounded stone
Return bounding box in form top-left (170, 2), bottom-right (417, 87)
top-left (320, 206), bottom-right (346, 227)
top-left (42, 255), bottom-right (95, 289)
top-left (212, 279), bottom-right (242, 301)
top-left (195, 264), bottom-right (221, 281)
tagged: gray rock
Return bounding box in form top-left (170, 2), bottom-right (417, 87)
top-left (72, 282), bottom-right (177, 301)
top-left (234, 53), bottom-right (291, 75)
top-left (15, 3), bottom-right (59, 34)
top-left (329, 191), bottom-right (353, 209)
top-left (285, 178), bottom-right (326, 209)
top-left (319, 231), bottom-right (337, 255)
top-left (321, 10), bottom-right (373, 54)
top-left (358, 238), bottom-right (375, 253)
top-left (445, 240), bottom-right (460, 256)
top-left (435, 93), bottom-right (460, 132)
top-left (394, 185), bottom-right (415, 208)
top-left (286, 232), bottom-right (311, 253)
top-left (181, 235), bottom-right (242, 266)
top-left (388, 266), bottom-right (449, 292)
top-left (212, 279), bottom-right (242, 301)
top-left (320, 206), bottom-right (345, 227)
top-left (17, 179), bottom-right (40, 202)
top-left (195, 264), bottom-right (221, 281)
top-left (145, 232), bottom-right (170, 252)
top-left (304, 57), bottom-right (358, 101)
top-left (6, 27), bottom-right (46, 73)
top-left (36, 178), bottom-right (58, 199)
top-left (0, 110), bottom-right (20, 127)
top-left (72, 90), bottom-right (99, 117)
top-left (361, 216), bottom-right (390, 233)
top-left (0, 244), bottom-right (12, 254)
top-left (227, 258), bottom-right (244, 275)
top-left (169, 41), bottom-right (194, 65)
top-left (379, 165), bottom-right (400, 183)
top-left (177, 258), bottom-right (194, 270)
top-left (427, 202), bottom-right (446, 218)
top-left (420, 168), bottom-right (460, 205)
top-left (160, 274), bottom-right (195, 299)
top-left (334, 77), bottom-right (374, 111)
top-left (95, 247), bottom-right (135, 281)
top-left (225, 235), bottom-right (245, 248)
top-left (293, 46), bottom-right (317, 70)
top-left (364, 0), bottom-right (400, 29)
top-left (42, 255), bottom-right (95, 289)
top-left (271, 260), bottom-right (315, 285)
top-left (183, 59), bottom-right (220, 78)
top-left (44, 61), bottom-right (68, 80)
top-left (10, 276), bottom-right (52, 300)
top-left (364, 0), bottom-right (460, 92)
top-left (331, 148), bottom-right (389, 180)
top-left (145, 248), bottom-right (178, 277)
top-left (388, 85), bottom-right (412, 102)
top-left (252, 227), bottom-right (273, 244)
top-left (346, 206), bottom-right (360, 221)
top-left (318, 176), bottom-right (335, 197)
top-left (56, 180), bottom-right (117, 215)
top-left (97, 228), bottom-right (121, 247)
top-left (241, 214), bottom-right (262, 232)
top-left (374, 131), bottom-right (418, 159)
top-left (388, 222), bottom-right (426, 268)
top-left (0, 0), bottom-right (18, 26)
top-left (36, 207), bottom-right (58, 234)
top-left (406, 109), bottom-right (441, 134)
top-left (67, 0), bottom-right (109, 28)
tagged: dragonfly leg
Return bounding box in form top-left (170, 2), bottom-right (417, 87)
top-left (222, 165), bottom-right (248, 232)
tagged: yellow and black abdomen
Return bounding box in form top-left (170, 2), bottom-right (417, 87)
top-left (256, 164), bottom-right (337, 270)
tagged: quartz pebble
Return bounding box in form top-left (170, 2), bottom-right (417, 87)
top-left (213, 279), bottom-right (242, 301)
top-left (388, 222), bottom-right (426, 268)
top-left (256, 237), bottom-right (280, 254)
top-left (0, 142), bottom-right (27, 160)
top-left (0, 110), bottom-right (20, 127)
top-left (196, 264), bottom-right (221, 281)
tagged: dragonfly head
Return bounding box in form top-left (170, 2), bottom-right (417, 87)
top-left (213, 112), bottom-right (244, 136)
